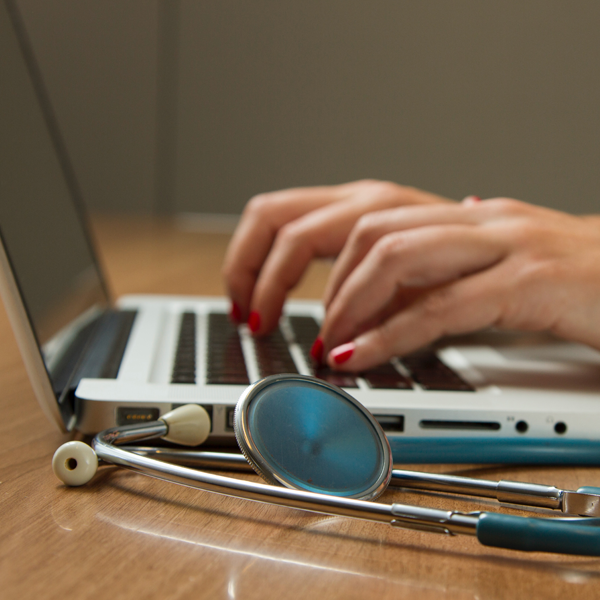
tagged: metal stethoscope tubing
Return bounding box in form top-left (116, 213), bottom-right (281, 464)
top-left (123, 446), bottom-right (600, 516)
top-left (93, 420), bottom-right (479, 535)
top-left (56, 416), bottom-right (600, 556)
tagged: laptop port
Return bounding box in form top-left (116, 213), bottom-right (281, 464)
top-left (116, 407), bottom-right (160, 426)
top-left (374, 415), bottom-right (404, 433)
top-left (419, 420), bottom-right (500, 431)
top-left (226, 407), bottom-right (236, 432)
top-left (554, 421), bottom-right (567, 434)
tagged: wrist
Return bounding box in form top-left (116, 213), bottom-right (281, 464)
top-left (581, 215), bottom-right (600, 227)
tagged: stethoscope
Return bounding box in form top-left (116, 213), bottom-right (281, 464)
top-left (53, 374), bottom-right (600, 556)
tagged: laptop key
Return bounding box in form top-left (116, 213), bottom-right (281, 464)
top-left (401, 351), bottom-right (474, 391)
top-left (254, 328), bottom-right (299, 377)
top-left (289, 316), bottom-right (357, 386)
top-left (313, 366), bottom-right (359, 388)
top-left (207, 373), bottom-right (251, 385)
top-left (288, 315), bottom-right (321, 346)
top-left (288, 315), bottom-right (325, 370)
top-left (206, 313), bottom-right (250, 385)
top-left (362, 363), bottom-right (412, 390)
top-left (290, 315), bottom-right (415, 389)
top-left (171, 312), bottom-right (197, 384)
top-left (288, 315), bottom-right (472, 391)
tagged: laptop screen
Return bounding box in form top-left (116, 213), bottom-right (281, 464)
top-left (0, 1), bottom-right (109, 387)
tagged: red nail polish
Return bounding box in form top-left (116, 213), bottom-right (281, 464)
top-left (331, 342), bottom-right (355, 365)
top-left (248, 311), bottom-right (261, 333)
top-left (230, 301), bottom-right (242, 323)
top-left (310, 337), bottom-right (324, 363)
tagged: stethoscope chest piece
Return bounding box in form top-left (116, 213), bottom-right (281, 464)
top-left (233, 374), bottom-right (393, 500)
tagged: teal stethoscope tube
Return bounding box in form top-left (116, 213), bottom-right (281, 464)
top-left (388, 437), bottom-right (600, 465)
top-left (477, 514), bottom-right (600, 555)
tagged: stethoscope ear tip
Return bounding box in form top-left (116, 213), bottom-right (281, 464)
top-left (160, 404), bottom-right (211, 446)
top-left (52, 441), bottom-right (98, 486)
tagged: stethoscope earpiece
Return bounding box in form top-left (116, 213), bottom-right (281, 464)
top-left (52, 403), bottom-right (211, 487)
top-left (52, 441), bottom-right (98, 486)
top-left (160, 403), bottom-right (211, 446)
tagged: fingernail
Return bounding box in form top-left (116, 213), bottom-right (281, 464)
top-left (230, 301), bottom-right (242, 323)
top-left (248, 311), bottom-right (261, 333)
top-left (330, 342), bottom-right (355, 365)
top-left (310, 337), bottom-right (324, 363)
top-left (462, 195), bottom-right (481, 205)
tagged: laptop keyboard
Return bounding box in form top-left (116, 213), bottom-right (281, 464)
top-left (171, 312), bottom-right (197, 384)
top-left (254, 327), bottom-right (298, 377)
top-left (402, 351), bottom-right (475, 392)
top-left (288, 316), bottom-right (358, 388)
top-left (169, 312), bottom-right (474, 391)
top-left (204, 313), bottom-right (250, 385)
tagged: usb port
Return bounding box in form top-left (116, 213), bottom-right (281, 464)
top-left (226, 407), bottom-right (236, 431)
top-left (374, 414), bottom-right (404, 433)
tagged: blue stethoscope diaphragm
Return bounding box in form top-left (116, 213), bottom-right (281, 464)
top-left (234, 374), bottom-right (393, 500)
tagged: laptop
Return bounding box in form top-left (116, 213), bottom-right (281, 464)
top-left (3, 0), bottom-right (600, 463)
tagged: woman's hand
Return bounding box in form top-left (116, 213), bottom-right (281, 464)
top-left (319, 198), bottom-right (600, 371)
top-left (222, 180), bottom-right (452, 334)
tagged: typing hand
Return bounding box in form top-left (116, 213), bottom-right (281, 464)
top-left (222, 180), bottom-right (451, 334)
top-left (318, 198), bottom-right (600, 371)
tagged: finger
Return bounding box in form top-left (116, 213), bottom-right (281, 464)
top-left (327, 265), bottom-right (508, 371)
top-left (462, 195), bottom-right (482, 205)
top-left (323, 197), bottom-right (538, 310)
top-left (245, 182), bottom-right (454, 334)
top-left (323, 202), bottom-right (484, 308)
top-left (222, 186), bottom-right (346, 320)
top-left (321, 225), bottom-right (506, 353)
top-left (225, 180), bottom-right (456, 324)
top-left (247, 196), bottom-right (397, 334)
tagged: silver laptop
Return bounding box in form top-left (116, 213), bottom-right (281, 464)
top-left (3, 0), bottom-right (600, 464)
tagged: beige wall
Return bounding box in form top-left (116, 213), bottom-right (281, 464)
top-left (16, 1), bottom-right (600, 215)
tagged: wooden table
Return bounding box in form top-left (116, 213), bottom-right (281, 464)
top-left (2, 215), bottom-right (600, 600)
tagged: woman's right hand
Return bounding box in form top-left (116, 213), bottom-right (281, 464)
top-left (318, 199), bottom-right (600, 371)
top-left (222, 180), bottom-right (452, 335)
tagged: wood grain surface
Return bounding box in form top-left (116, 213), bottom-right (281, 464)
top-left (1, 215), bottom-right (599, 600)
